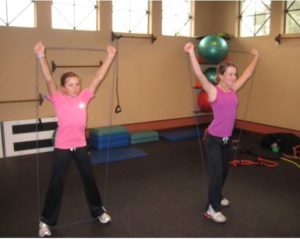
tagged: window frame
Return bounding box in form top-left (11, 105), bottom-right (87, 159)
top-left (161, 0), bottom-right (194, 37)
top-left (284, 0), bottom-right (300, 35)
top-left (112, 0), bottom-right (151, 35)
top-left (0, 0), bottom-right (35, 28)
top-left (238, 0), bottom-right (271, 37)
top-left (51, 0), bottom-right (99, 31)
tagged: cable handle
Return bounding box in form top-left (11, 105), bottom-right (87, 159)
top-left (115, 105), bottom-right (122, 113)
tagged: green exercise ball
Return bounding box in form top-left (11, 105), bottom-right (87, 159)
top-left (197, 35), bottom-right (229, 64)
top-left (204, 67), bottom-right (217, 85)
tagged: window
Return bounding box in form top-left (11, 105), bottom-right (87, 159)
top-left (162, 0), bottom-right (193, 37)
top-left (52, 0), bottom-right (97, 31)
top-left (285, 1), bottom-right (300, 34)
top-left (239, 0), bottom-right (271, 37)
top-left (112, 0), bottom-right (150, 34)
top-left (0, 0), bottom-right (35, 28)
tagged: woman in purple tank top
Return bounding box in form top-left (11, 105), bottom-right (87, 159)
top-left (184, 42), bottom-right (259, 223)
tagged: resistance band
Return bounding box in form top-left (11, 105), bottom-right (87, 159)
top-left (230, 157), bottom-right (279, 168)
top-left (230, 50), bottom-right (258, 162)
top-left (102, 43), bottom-right (119, 205)
top-left (114, 39), bottom-right (122, 113)
top-left (281, 145), bottom-right (300, 160)
top-left (35, 56), bottom-right (42, 225)
top-left (185, 54), bottom-right (208, 193)
top-left (280, 156), bottom-right (300, 169)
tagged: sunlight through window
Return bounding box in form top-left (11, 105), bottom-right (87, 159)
top-left (239, 0), bottom-right (271, 37)
top-left (52, 0), bottom-right (97, 31)
top-left (112, 0), bottom-right (149, 34)
top-left (162, 0), bottom-right (193, 37)
top-left (0, 0), bottom-right (35, 28)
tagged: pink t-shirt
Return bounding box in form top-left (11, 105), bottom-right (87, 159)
top-left (48, 89), bottom-right (94, 149)
top-left (208, 86), bottom-right (238, 138)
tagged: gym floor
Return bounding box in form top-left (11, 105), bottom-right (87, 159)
top-left (0, 129), bottom-right (299, 237)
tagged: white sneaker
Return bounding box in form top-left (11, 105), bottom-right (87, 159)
top-left (38, 221), bottom-right (51, 237)
top-left (204, 205), bottom-right (227, 223)
top-left (221, 198), bottom-right (230, 207)
top-left (98, 212), bottom-right (112, 224)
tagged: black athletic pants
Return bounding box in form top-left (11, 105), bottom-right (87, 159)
top-left (205, 133), bottom-right (231, 212)
top-left (40, 147), bottom-right (105, 226)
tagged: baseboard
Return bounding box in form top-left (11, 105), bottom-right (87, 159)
top-left (124, 117), bottom-right (300, 137)
top-left (125, 114), bottom-right (212, 132)
top-left (236, 120), bottom-right (300, 137)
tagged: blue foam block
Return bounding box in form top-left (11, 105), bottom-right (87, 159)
top-left (89, 132), bottom-right (129, 149)
top-left (130, 130), bottom-right (159, 144)
top-left (130, 130), bottom-right (159, 140)
top-left (131, 137), bottom-right (159, 145)
top-left (89, 138), bottom-right (129, 150)
top-left (89, 125), bottom-right (129, 135)
top-left (89, 132), bottom-right (129, 143)
top-left (91, 147), bottom-right (147, 164)
top-left (159, 127), bottom-right (203, 142)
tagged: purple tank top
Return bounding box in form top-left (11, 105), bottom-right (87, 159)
top-left (208, 87), bottom-right (238, 137)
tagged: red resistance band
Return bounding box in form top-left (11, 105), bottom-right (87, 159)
top-left (230, 157), bottom-right (279, 168)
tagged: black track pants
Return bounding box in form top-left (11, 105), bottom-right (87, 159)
top-left (41, 147), bottom-right (105, 226)
top-left (205, 134), bottom-right (231, 212)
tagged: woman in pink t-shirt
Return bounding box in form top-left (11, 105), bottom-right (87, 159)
top-left (184, 42), bottom-right (259, 223)
top-left (34, 41), bottom-right (116, 237)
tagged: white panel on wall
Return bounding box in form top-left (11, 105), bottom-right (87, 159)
top-left (2, 117), bottom-right (57, 157)
top-left (0, 123), bottom-right (3, 158)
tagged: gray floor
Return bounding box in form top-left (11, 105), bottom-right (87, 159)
top-left (0, 129), bottom-right (300, 237)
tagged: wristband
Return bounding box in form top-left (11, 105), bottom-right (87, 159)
top-left (37, 53), bottom-right (45, 59)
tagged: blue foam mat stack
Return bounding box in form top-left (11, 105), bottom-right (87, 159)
top-left (130, 130), bottom-right (159, 144)
top-left (89, 125), bottom-right (129, 150)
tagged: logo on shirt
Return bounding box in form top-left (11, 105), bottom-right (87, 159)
top-left (78, 102), bottom-right (85, 109)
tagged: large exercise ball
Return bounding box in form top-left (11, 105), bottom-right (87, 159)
top-left (197, 35), bottom-right (229, 64)
top-left (197, 91), bottom-right (212, 112)
top-left (204, 67), bottom-right (217, 85)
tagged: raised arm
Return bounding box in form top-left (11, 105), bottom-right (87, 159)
top-left (232, 48), bottom-right (260, 92)
top-left (184, 42), bottom-right (216, 102)
top-left (88, 46), bottom-right (117, 94)
top-left (34, 42), bottom-right (58, 96)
